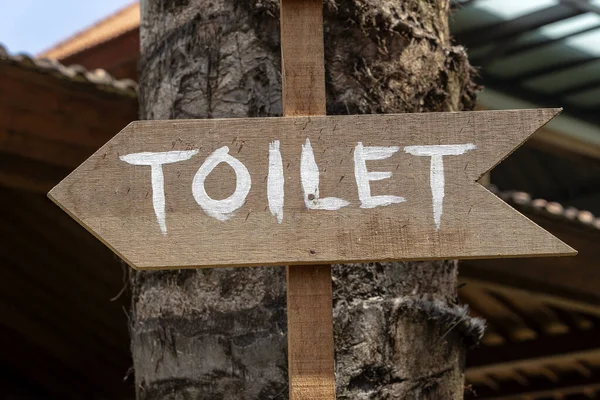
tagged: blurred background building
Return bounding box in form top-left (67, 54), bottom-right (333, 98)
top-left (1, 0), bottom-right (600, 398)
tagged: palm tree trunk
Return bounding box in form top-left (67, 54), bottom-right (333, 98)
top-left (131, 1), bottom-right (482, 399)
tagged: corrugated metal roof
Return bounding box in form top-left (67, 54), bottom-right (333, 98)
top-left (0, 43), bottom-right (137, 95)
top-left (452, 0), bottom-right (600, 128)
top-left (491, 185), bottom-right (600, 231)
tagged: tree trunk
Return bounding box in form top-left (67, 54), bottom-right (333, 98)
top-left (131, 1), bottom-right (482, 399)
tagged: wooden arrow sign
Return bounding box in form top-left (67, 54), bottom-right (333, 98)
top-left (48, 109), bottom-right (575, 270)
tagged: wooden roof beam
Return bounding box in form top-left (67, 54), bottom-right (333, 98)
top-left (460, 268), bottom-right (600, 318)
top-left (469, 365), bottom-right (600, 399)
top-left (461, 214), bottom-right (600, 318)
top-left (459, 284), bottom-right (538, 342)
top-left (466, 327), bottom-right (600, 377)
top-left (0, 55), bottom-right (137, 190)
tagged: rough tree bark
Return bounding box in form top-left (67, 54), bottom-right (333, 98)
top-left (131, 0), bottom-right (483, 399)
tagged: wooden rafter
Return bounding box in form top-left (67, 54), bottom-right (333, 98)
top-left (461, 212), bottom-right (600, 318)
top-left (467, 327), bottom-right (600, 377)
top-left (459, 285), bottom-right (537, 342)
top-left (0, 56), bottom-right (137, 192)
top-left (486, 290), bottom-right (570, 336)
top-left (469, 365), bottom-right (600, 399)
top-left (460, 268), bottom-right (600, 318)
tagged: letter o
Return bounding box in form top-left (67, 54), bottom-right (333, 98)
top-left (192, 146), bottom-right (251, 221)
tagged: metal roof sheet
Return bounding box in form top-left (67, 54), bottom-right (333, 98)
top-left (452, 0), bottom-right (600, 127)
top-left (490, 185), bottom-right (600, 231)
top-left (0, 43), bottom-right (137, 96)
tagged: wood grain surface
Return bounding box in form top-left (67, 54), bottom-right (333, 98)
top-left (286, 264), bottom-right (336, 399)
top-left (48, 109), bottom-right (575, 270)
top-left (280, 0), bottom-right (336, 399)
top-left (280, 0), bottom-right (326, 117)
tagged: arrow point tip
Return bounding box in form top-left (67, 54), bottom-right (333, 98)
top-left (47, 181), bottom-right (72, 214)
top-left (47, 186), bottom-right (58, 203)
top-left (562, 244), bottom-right (578, 257)
top-left (540, 107), bottom-right (562, 122)
top-left (542, 234), bottom-right (577, 258)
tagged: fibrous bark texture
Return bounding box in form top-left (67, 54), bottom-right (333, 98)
top-left (132, 0), bottom-right (482, 399)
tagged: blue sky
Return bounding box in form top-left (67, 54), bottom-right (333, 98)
top-left (0, 0), bottom-right (135, 55)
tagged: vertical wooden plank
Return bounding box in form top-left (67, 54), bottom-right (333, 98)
top-left (280, 0), bottom-right (336, 399)
top-left (280, 0), bottom-right (327, 116)
top-left (286, 265), bottom-right (336, 399)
